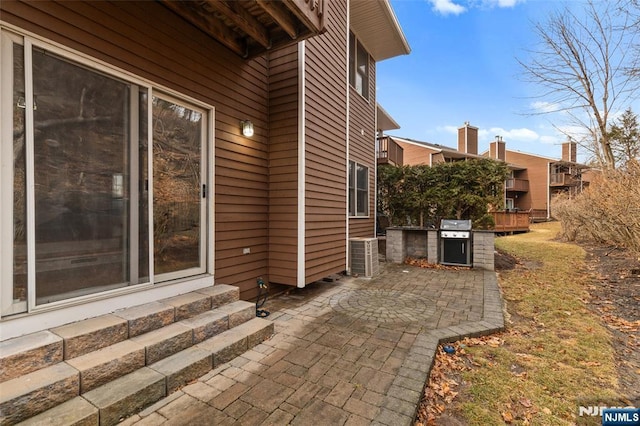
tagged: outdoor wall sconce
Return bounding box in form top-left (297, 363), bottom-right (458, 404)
top-left (240, 120), bottom-right (254, 137)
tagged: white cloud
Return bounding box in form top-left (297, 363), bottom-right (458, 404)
top-left (539, 135), bottom-right (558, 145)
top-left (482, 0), bottom-right (523, 7)
top-left (530, 101), bottom-right (560, 114)
top-left (428, 0), bottom-right (467, 15)
top-left (438, 125), bottom-right (460, 134)
top-left (427, 0), bottom-right (524, 16)
top-left (480, 127), bottom-right (539, 142)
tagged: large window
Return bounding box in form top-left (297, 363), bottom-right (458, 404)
top-left (1, 30), bottom-right (210, 314)
top-left (348, 161), bottom-right (369, 217)
top-left (349, 31), bottom-right (369, 99)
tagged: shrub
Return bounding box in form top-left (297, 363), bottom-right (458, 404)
top-left (552, 160), bottom-right (640, 255)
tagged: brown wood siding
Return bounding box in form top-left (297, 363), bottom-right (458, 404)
top-left (395, 141), bottom-right (441, 166)
top-left (504, 151), bottom-right (551, 213)
top-left (348, 50), bottom-right (377, 239)
top-left (1, 0), bottom-right (270, 300)
top-left (267, 44), bottom-right (299, 285)
top-left (303, 0), bottom-right (348, 283)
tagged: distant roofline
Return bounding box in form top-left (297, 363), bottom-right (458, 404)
top-left (389, 136), bottom-right (484, 159)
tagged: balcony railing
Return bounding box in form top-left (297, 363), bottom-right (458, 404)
top-left (505, 178), bottom-right (529, 192)
top-left (490, 210), bottom-right (531, 233)
top-left (550, 173), bottom-right (578, 186)
top-left (377, 137), bottom-right (403, 166)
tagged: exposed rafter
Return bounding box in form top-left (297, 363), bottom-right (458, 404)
top-left (159, 0), bottom-right (326, 59)
top-left (160, 0), bottom-right (247, 57)
top-left (205, 0), bottom-right (271, 49)
top-left (255, 0), bottom-right (298, 40)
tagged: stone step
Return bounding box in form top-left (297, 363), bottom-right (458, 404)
top-left (21, 317), bottom-right (274, 426)
top-left (50, 315), bottom-right (128, 360)
top-left (0, 363), bottom-right (79, 425)
top-left (113, 301), bottom-right (176, 338)
top-left (129, 322), bottom-right (194, 365)
top-left (82, 367), bottom-right (166, 426)
top-left (65, 340), bottom-right (146, 393)
top-left (16, 397), bottom-right (98, 426)
top-left (196, 283), bottom-right (240, 308)
top-left (161, 292), bottom-right (212, 322)
top-left (148, 346), bottom-right (213, 394)
top-left (0, 331), bottom-right (63, 382)
top-left (197, 317), bottom-right (274, 366)
top-left (215, 300), bottom-right (255, 328)
top-left (0, 284), bottom-right (258, 425)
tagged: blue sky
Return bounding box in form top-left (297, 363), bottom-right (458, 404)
top-left (376, 0), bottom-right (637, 162)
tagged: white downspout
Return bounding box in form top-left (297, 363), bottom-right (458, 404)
top-left (297, 41), bottom-right (306, 288)
top-left (345, 0), bottom-right (351, 274)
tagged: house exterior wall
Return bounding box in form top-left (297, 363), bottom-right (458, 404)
top-left (1, 0), bottom-right (404, 338)
top-left (394, 140), bottom-right (440, 165)
top-left (503, 151), bottom-right (551, 213)
top-left (348, 54), bottom-right (377, 238)
top-left (304, 0), bottom-right (349, 282)
top-left (267, 45), bottom-right (299, 286)
top-left (1, 0), bottom-right (270, 302)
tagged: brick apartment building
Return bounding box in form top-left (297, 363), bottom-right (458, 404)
top-left (377, 122), bottom-right (595, 222)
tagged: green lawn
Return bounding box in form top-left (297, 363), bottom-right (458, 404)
top-left (455, 222), bottom-right (624, 425)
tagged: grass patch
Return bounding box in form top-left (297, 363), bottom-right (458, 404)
top-left (458, 222), bottom-right (623, 425)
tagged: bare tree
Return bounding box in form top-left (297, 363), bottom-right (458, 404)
top-left (520, 0), bottom-right (640, 169)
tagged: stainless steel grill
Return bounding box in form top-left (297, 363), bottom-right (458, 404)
top-left (439, 219), bottom-right (472, 266)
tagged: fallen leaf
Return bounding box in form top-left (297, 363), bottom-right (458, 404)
top-left (501, 411), bottom-right (514, 423)
top-left (519, 398), bottom-right (533, 408)
top-left (579, 361), bottom-right (602, 367)
top-left (542, 407), bottom-right (552, 415)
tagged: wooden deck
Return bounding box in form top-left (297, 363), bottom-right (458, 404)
top-left (490, 211), bottom-right (530, 233)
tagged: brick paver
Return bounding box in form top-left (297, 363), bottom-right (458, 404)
top-left (120, 263), bottom-right (504, 425)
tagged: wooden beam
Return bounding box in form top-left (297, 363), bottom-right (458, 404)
top-left (281, 0), bottom-right (325, 34)
top-left (160, 0), bottom-right (248, 57)
top-left (205, 0), bottom-right (271, 49)
top-left (255, 0), bottom-right (298, 40)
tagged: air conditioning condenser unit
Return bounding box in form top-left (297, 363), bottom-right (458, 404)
top-left (349, 238), bottom-right (379, 278)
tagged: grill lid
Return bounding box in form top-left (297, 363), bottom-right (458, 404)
top-left (440, 219), bottom-right (472, 231)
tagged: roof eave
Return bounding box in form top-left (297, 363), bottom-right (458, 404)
top-left (377, 104), bottom-right (401, 131)
top-left (350, 0), bottom-right (410, 62)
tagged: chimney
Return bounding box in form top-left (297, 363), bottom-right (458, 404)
top-left (457, 121), bottom-right (478, 155)
top-left (562, 140), bottom-right (577, 162)
top-left (489, 135), bottom-right (506, 161)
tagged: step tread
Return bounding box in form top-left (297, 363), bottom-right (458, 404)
top-left (16, 396), bottom-right (98, 426)
top-left (195, 284), bottom-right (239, 309)
top-left (65, 340), bottom-right (146, 393)
top-left (196, 317), bottom-right (273, 366)
top-left (0, 331), bottom-right (63, 383)
top-left (50, 314), bottom-right (128, 359)
top-left (129, 322), bottom-right (193, 365)
top-left (161, 293), bottom-right (211, 321)
top-left (0, 363), bottom-right (79, 425)
top-left (148, 346), bottom-right (212, 393)
top-left (113, 301), bottom-right (175, 338)
top-left (179, 310), bottom-right (229, 344)
top-left (82, 367), bottom-right (166, 426)
top-left (212, 300), bottom-right (255, 328)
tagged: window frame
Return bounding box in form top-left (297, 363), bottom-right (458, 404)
top-left (349, 31), bottom-right (370, 100)
top-left (348, 160), bottom-right (369, 218)
top-left (1, 27), bottom-right (214, 315)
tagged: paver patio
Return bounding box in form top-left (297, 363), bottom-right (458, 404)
top-left (119, 263), bottom-right (504, 425)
